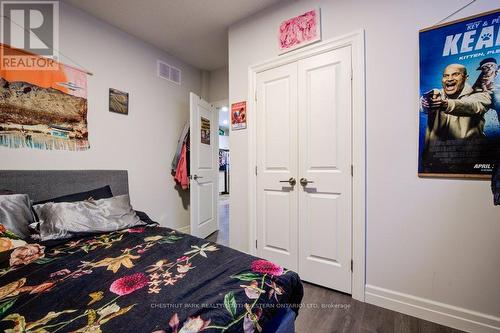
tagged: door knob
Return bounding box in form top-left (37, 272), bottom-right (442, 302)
top-left (300, 178), bottom-right (314, 186)
top-left (192, 175), bottom-right (203, 180)
top-left (279, 177), bottom-right (296, 186)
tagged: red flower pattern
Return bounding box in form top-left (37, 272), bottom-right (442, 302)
top-left (176, 256), bottom-right (189, 262)
top-left (110, 272), bottom-right (148, 296)
top-left (251, 259), bottom-right (283, 277)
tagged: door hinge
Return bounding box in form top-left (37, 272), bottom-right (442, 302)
top-left (255, 90), bottom-right (257, 102)
top-left (350, 68), bottom-right (353, 81)
top-left (255, 165), bottom-right (258, 176)
top-left (255, 239), bottom-right (258, 249)
top-left (351, 259), bottom-right (353, 272)
top-left (351, 164), bottom-right (353, 177)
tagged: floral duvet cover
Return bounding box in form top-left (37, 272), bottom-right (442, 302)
top-left (0, 225), bottom-right (303, 333)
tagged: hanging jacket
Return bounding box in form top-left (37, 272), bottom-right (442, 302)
top-left (186, 133), bottom-right (190, 179)
top-left (175, 143), bottom-right (189, 190)
top-left (171, 121), bottom-right (190, 172)
top-left (492, 164), bottom-right (500, 206)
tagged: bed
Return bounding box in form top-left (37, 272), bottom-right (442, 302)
top-left (0, 170), bottom-right (303, 333)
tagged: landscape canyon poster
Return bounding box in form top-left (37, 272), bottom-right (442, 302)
top-left (0, 44), bottom-right (89, 151)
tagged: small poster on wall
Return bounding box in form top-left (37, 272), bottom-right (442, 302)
top-left (418, 9), bottom-right (500, 178)
top-left (231, 101), bottom-right (247, 130)
top-left (109, 88), bottom-right (129, 115)
top-left (278, 8), bottom-right (321, 54)
top-left (200, 116), bottom-right (211, 145)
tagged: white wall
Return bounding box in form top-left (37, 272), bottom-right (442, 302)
top-left (1, 3), bottom-right (201, 230)
top-left (208, 66), bottom-right (229, 103)
top-left (228, 0), bottom-right (500, 330)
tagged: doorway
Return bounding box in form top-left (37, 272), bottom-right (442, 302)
top-left (205, 101), bottom-right (230, 246)
top-left (218, 103), bottom-right (230, 246)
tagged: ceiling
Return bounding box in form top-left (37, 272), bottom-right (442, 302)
top-left (65, 0), bottom-right (285, 70)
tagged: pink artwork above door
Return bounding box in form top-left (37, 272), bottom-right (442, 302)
top-left (279, 8), bottom-right (321, 54)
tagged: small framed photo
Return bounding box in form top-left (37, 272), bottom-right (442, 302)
top-left (109, 88), bottom-right (129, 115)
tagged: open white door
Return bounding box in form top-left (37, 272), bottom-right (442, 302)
top-left (190, 92), bottom-right (219, 238)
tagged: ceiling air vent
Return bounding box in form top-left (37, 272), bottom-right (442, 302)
top-left (157, 60), bottom-right (181, 85)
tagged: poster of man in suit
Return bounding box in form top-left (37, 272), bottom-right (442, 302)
top-left (419, 9), bottom-right (500, 178)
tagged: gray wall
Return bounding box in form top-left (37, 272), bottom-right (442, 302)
top-left (0, 2), bottom-right (201, 230)
top-left (209, 66), bottom-right (229, 103)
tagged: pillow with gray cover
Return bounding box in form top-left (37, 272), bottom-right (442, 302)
top-left (0, 194), bottom-right (34, 239)
top-left (33, 194), bottom-right (145, 241)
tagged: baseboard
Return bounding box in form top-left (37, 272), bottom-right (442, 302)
top-left (365, 285), bottom-right (500, 333)
top-left (177, 225), bottom-right (190, 234)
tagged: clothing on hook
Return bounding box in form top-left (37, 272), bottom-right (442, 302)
top-left (175, 143), bottom-right (189, 190)
top-left (172, 122), bottom-right (190, 189)
top-left (171, 122), bottom-right (190, 172)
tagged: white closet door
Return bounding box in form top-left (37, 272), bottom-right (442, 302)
top-left (256, 63), bottom-right (298, 271)
top-left (297, 47), bottom-right (353, 293)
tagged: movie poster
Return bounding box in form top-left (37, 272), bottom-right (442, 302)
top-left (418, 9), bottom-right (500, 178)
top-left (0, 44), bottom-right (89, 151)
top-left (231, 101), bottom-right (247, 130)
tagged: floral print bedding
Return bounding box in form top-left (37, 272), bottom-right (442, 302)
top-left (0, 224), bottom-right (27, 253)
top-left (0, 225), bottom-right (303, 332)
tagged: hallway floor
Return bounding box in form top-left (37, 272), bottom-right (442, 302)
top-left (205, 194), bottom-right (229, 245)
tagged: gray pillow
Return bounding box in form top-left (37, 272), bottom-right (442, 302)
top-left (0, 194), bottom-right (34, 239)
top-left (33, 195), bottom-right (145, 241)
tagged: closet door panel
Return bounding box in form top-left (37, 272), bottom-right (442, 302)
top-left (297, 46), bottom-right (353, 293)
top-left (256, 63), bottom-right (298, 271)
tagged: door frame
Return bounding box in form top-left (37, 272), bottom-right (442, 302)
top-left (247, 30), bottom-right (366, 301)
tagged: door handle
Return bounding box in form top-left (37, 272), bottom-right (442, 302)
top-left (279, 177), bottom-right (296, 186)
top-left (299, 178), bottom-right (314, 186)
top-left (192, 175), bottom-right (203, 180)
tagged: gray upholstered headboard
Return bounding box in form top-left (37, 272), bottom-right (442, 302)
top-left (0, 170), bottom-right (129, 202)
